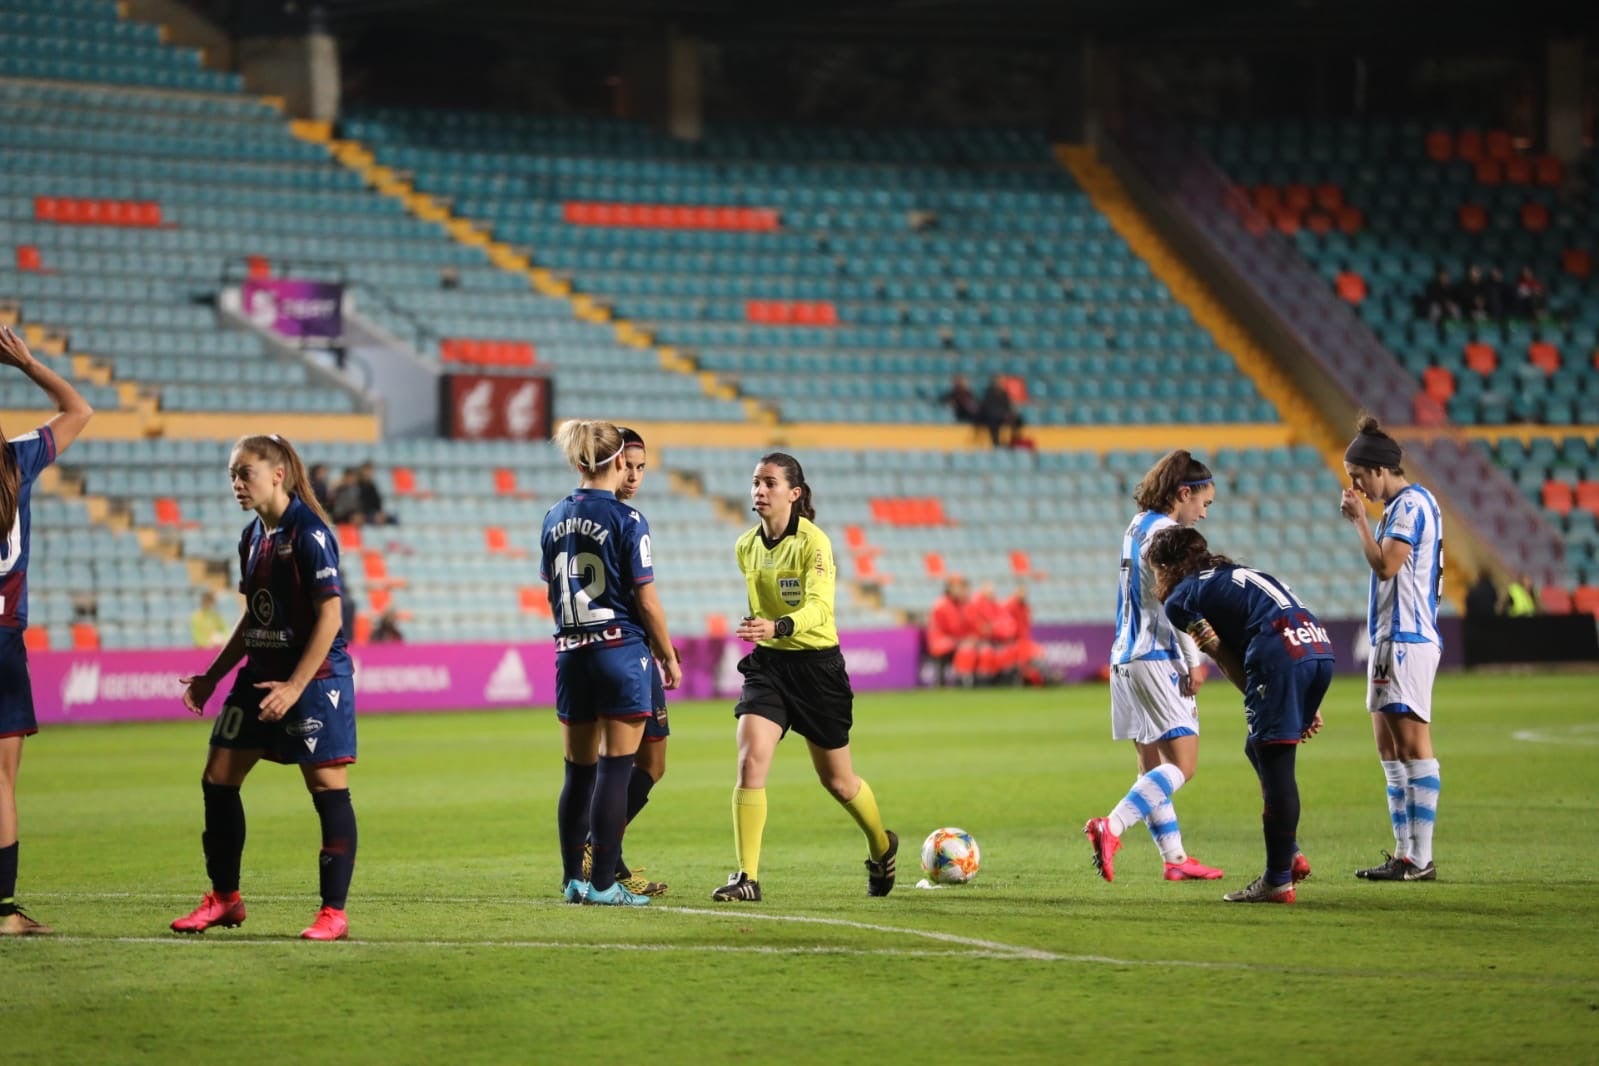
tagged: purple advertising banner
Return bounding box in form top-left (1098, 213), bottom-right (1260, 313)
top-left (242, 278), bottom-right (344, 340)
top-left (28, 627), bottom-right (926, 727)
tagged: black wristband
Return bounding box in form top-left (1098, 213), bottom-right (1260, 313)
top-left (773, 616), bottom-right (794, 638)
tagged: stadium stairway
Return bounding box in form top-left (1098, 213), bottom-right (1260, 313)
top-left (293, 121), bottom-right (770, 429)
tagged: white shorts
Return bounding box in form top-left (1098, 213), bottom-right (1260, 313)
top-left (1366, 640), bottom-right (1440, 721)
top-left (1110, 659), bottom-right (1200, 745)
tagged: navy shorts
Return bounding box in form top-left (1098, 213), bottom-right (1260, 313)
top-left (556, 641), bottom-right (654, 725)
top-left (734, 646), bottom-right (854, 751)
top-left (0, 628), bottom-right (38, 739)
top-left (211, 673), bottom-right (358, 766)
top-left (643, 667), bottom-right (670, 741)
top-left (1243, 649), bottom-right (1333, 744)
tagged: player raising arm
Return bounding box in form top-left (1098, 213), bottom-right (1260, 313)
top-left (1340, 415), bottom-right (1444, 882)
top-left (172, 434), bottom-right (357, 941)
top-left (1084, 449), bottom-right (1223, 884)
top-left (712, 453), bottom-right (897, 902)
top-left (0, 325), bottom-right (93, 936)
top-left (545, 420), bottom-right (681, 907)
top-left (1150, 527), bottom-right (1333, 904)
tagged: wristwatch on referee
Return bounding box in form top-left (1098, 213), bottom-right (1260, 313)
top-left (772, 616), bottom-right (794, 638)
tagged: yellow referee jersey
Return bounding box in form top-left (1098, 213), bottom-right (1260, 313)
top-left (734, 513), bottom-right (839, 650)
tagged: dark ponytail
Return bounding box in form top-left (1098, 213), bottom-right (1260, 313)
top-left (235, 433), bottom-right (334, 527)
top-left (759, 451), bottom-right (815, 521)
top-left (1148, 526), bottom-right (1237, 602)
top-left (0, 437), bottom-right (17, 541)
top-left (1133, 449), bottom-right (1213, 514)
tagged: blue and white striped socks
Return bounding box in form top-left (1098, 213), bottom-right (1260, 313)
top-left (1381, 760), bottom-right (1410, 861)
top-left (1405, 758), bottom-right (1441, 867)
top-left (1108, 764), bottom-right (1187, 862)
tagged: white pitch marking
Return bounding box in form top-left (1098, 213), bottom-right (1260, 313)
top-left (655, 904), bottom-right (1060, 960)
top-left (1512, 723), bottom-right (1599, 746)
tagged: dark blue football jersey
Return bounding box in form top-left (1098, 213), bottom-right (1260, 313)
top-left (1164, 563), bottom-right (1334, 664)
top-left (0, 426), bottom-right (56, 629)
top-left (540, 488), bottom-right (654, 650)
top-left (236, 495), bottom-right (350, 681)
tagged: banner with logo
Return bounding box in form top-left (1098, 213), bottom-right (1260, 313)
top-left (439, 373), bottom-right (553, 441)
top-left (27, 627), bottom-right (922, 726)
top-left (241, 278), bottom-right (344, 340)
top-left (25, 619), bottom-right (1456, 727)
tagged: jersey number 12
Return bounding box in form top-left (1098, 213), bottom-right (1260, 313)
top-left (552, 550), bottom-right (617, 627)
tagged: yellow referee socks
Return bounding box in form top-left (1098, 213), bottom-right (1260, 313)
top-left (732, 787), bottom-right (767, 881)
top-left (840, 778), bottom-right (891, 860)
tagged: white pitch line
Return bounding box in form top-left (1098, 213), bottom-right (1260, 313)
top-left (28, 936), bottom-right (1024, 960)
top-left (655, 904), bottom-right (1060, 960)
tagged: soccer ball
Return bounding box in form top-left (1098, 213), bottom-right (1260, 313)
top-left (920, 827), bottom-right (981, 884)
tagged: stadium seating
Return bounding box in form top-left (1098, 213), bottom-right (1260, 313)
top-left (341, 106), bottom-right (1280, 427)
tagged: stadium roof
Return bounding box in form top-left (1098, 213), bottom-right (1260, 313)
top-left (314, 0), bottom-right (1599, 48)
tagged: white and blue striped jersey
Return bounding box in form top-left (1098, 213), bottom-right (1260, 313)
top-left (1368, 484), bottom-right (1443, 646)
top-left (1112, 511), bottom-right (1184, 665)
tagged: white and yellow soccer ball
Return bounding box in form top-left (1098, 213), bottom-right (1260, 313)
top-left (920, 827), bottom-right (981, 885)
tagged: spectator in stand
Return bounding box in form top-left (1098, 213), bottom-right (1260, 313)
top-left (356, 461), bottom-right (392, 525)
top-left (1465, 571), bottom-right (1500, 620)
top-left (371, 609), bottom-right (404, 643)
top-left (1486, 267), bottom-right (1512, 320)
top-left (330, 468), bottom-right (363, 526)
top-left (926, 575), bottom-right (979, 686)
top-left (190, 590), bottom-right (229, 648)
top-left (937, 374), bottom-right (981, 432)
top-left (1002, 584), bottom-right (1047, 687)
top-left (1514, 266), bottom-right (1546, 318)
top-left (308, 464), bottom-right (333, 516)
top-left (1457, 266), bottom-right (1491, 321)
top-left (978, 374), bottom-right (1026, 448)
top-left (1505, 573), bottom-right (1537, 617)
top-left (1420, 268), bottom-right (1461, 323)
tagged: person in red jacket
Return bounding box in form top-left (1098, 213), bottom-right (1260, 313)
top-left (926, 576), bottom-right (978, 686)
top-left (1002, 585), bottom-right (1047, 687)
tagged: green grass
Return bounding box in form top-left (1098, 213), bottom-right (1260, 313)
top-left (4, 674), bottom-right (1598, 1064)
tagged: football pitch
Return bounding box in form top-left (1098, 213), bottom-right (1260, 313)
top-left (4, 673), bottom-right (1597, 1064)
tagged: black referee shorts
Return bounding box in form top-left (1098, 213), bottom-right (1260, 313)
top-left (734, 645), bottom-right (855, 750)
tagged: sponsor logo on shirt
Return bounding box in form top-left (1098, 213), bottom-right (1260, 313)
top-left (778, 576), bottom-right (802, 607)
top-left (251, 589), bottom-right (275, 625)
top-left (285, 717), bottom-right (324, 737)
top-left (315, 567), bottom-right (338, 580)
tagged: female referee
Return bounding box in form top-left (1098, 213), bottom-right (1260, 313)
top-left (1340, 415), bottom-right (1444, 883)
top-left (711, 453), bottom-right (897, 902)
top-left (172, 434), bottom-right (357, 941)
top-left (0, 324), bottom-right (94, 937)
top-left (544, 420), bottom-right (681, 907)
top-left (1084, 449), bottom-right (1224, 883)
top-left (1150, 527), bottom-right (1332, 904)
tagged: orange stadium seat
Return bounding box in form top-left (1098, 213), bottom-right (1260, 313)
top-left (15, 245), bottom-right (42, 272)
top-left (1504, 157), bottom-right (1532, 185)
top-left (1304, 212), bottom-right (1333, 235)
top-left (484, 526), bottom-right (527, 557)
top-left (1484, 130), bottom-right (1514, 160)
top-left (1272, 207), bottom-right (1301, 235)
top-left (1335, 205), bottom-right (1364, 233)
top-left (923, 552), bottom-right (947, 580)
top-left (1464, 342), bottom-right (1497, 375)
top-left (1521, 202), bottom-right (1549, 232)
top-left (843, 524), bottom-right (868, 552)
top-left (353, 613), bottom-right (373, 645)
top-left (363, 552), bottom-right (403, 588)
top-left (1422, 365), bottom-right (1455, 402)
top-left (1455, 129), bottom-right (1484, 162)
top-left (1334, 270), bottom-right (1367, 304)
top-left (705, 612), bottom-right (729, 638)
top-left (1534, 155), bottom-right (1563, 186)
top-left (23, 627), bottom-right (49, 652)
top-left (1576, 481), bottom-right (1599, 518)
top-left (367, 586), bottom-right (392, 614)
top-left (154, 496), bottom-right (198, 529)
top-left (1252, 185), bottom-right (1281, 211)
top-left (390, 466), bottom-right (429, 497)
top-left (1473, 159), bottom-right (1502, 186)
top-left (1424, 130), bottom-right (1452, 162)
top-left (1009, 550), bottom-right (1037, 578)
top-left (1561, 248), bottom-right (1590, 279)
top-left (1539, 585), bottom-right (1573, 615)
top-left (337, 522), bottom-right (363, 550)
top-left (1573, 587), bottom-right (1599, 617)
top-left (1541, 480), bottom-right (1574, 516)
top-left (71, 623), bottom-right (100, 651)
top-left (1458, 204), bottom-right (1488, 232)
top-left (1528, 341), bottom-right (1560, 374)
top-left (246, 255), bottom-right (272, 278)
top-left (1313, 183), bottom-right (1343, 211)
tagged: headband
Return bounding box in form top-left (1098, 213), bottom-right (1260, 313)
top-left (1344, 432), bottom-right (1402, 469)
top-left (1181, 476), bottom-right (1213, 487)
top-left (592, 444), bottom-right (625, 469)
